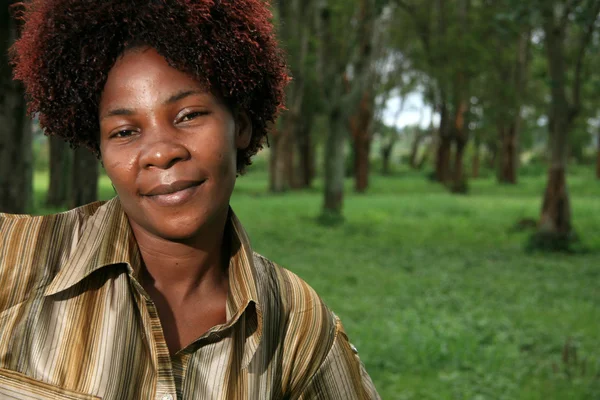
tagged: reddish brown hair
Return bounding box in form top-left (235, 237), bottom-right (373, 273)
top-left (11, 0), bottom-right (289, 172)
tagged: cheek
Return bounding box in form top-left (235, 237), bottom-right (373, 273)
top-left (195, 132), bottom-right (237, 173)
top-left (218, 145), bottom-right (239, 180)
top-left (101, 148), bottom-right (137, 191)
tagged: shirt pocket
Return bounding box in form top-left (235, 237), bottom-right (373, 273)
top-left (0, 368), bottom-right (101, 400)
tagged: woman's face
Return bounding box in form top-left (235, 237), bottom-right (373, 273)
top-left (99, 47), bottom-right (251, 242)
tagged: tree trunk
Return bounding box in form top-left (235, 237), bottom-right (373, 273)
top-left (268, 129), bottom-right (277, 191)
top-left (0, 7), bottom-right (32, 214)
top-left (451, 138), bottom-right (467, 193)
top-left (436, 136), bottom-right (452, 183)
top-left (497, 27), bottom-right (529, 185)
top-left (350, 91), bottom-right (373, 192)
top-left (381, 146), bottom-right (392, 175)
top-left (417, 119), bottom-right (436, 170)
top-left (269, 118), bottom-right (294, 192)
top-left (271, 136), bottom-right (288, 192)
top-left (409, 132), bottom-right (428, 169)
top-left (450, 95), bottom-right (469, 192)
top-left (435, 0), bottom-right (450, 182)
top-left (323, 106), bottom-right (346, 215)
top-left (46, 136), bottom-right (70, 207)
top-left (435, 102), bottom-right (452, 183)
top-left (596, 131), bottom-right (600, 180)
top-left (498, 122), bottom-right (518, 184)
top-left (381, 150), bottom-right (392, 175)
top-left (534, 8), bottom-right (575, 248)
top-left (538, 118), bottom-right (572, 239)
top-left (450, 0), bottom-right (470, 193)
top-left (349, 0), bottom-right (375, 194)
top-left (353, 134), bottom-right (370, 192)
top-left (295, 107), bottom-right (314, 188)
top-left (539, 165), bottom-right (571, 234)
top-left (273, 0), bottom-right (312, 192)
top-left (70, 147), bottom-right (98, 208)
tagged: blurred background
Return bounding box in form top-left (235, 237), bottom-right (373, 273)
top-left (1, 0), bottom-right (600, 398)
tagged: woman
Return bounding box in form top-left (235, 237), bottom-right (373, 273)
top-left (0, 0), bottom-right (379, 399)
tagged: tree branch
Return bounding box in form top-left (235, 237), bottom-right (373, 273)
top-left (571, 0), bottom-right (600, 120)
top-left (395, 0), bottom-right (417, 16)
top-left (395, 0), bottom-right (433, 66)
top-left (560, 0), bottom-right (584, 29)
top-left (315, 0), bottom-right (332, 98)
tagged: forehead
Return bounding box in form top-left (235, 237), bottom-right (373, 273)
top-left (100, 47), bottom-right (207, 107)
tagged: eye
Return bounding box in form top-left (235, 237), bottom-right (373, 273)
top-left (110, 129), bottom-right (137, 139)
top-left (178, 110), bottom-right (209, 123)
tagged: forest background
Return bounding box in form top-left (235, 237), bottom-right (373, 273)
top-left (1, 0), bottom-right (600, 398)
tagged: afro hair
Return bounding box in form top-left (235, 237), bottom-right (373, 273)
top-left (11, 0), bottom-right (289, 173)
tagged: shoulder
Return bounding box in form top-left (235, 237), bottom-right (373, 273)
top-left (0, 202), bottom-right (105, 310)
top-left (250, 252), bottom-right (338, 386)
top-left (0, 202), bottom-right (105, 249)
top-left (251, 252), bottom-right (336, 332)
top-left (250, 253), bottom-right (379, 398)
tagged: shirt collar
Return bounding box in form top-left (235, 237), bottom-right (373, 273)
top-left (226, 211), bottom-right (263, 368)
top-left (43, 197), bottom-right (262, 367)
top-left (226, 211), bottom-right (261, 315)
top-left (44, 197), bottom-right (140, 296)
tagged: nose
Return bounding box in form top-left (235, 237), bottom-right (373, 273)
top-left (139, 130), bottom-right (190, 170)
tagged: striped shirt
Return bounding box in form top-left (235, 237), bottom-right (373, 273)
top-left (0, 197), bottom-right (379, 399)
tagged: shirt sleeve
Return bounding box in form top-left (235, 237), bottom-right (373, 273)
top-left (297, 316), bottom-right (381, 400)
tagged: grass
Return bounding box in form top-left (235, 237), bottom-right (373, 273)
top-left (32, 162), bottom-right (600, 400)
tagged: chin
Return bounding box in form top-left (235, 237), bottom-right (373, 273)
top-left (149, 217), bottom-right (207, 242)
top-left (148, 202), bottom-right (228, 242)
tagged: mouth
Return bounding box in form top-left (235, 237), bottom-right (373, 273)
top-left (142, 180), bottom-right (205, 206)
top-left (144, 180), bottom-right (205, 196)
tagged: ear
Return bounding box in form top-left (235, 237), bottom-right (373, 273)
top-left (234, 110), bottom-right (252, 150)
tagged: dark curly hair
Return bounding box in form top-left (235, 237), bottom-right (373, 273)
top-left (11, 0), bottom-right (289, 173)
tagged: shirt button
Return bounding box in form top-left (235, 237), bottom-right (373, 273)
top-left (161, 395), bottom-right (173, 400)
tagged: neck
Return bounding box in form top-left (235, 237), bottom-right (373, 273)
top-left (130, 209), bottom-right (230, 302)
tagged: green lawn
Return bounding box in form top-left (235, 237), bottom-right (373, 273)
top-left (32, 164), bottom-right (600, 399)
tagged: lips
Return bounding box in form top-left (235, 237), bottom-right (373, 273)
top-left (141, 180), bottom-right (206, 207)
top-left (143, 180), bottom-right (204, 196)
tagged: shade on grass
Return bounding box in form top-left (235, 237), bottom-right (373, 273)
top-left (32, 164), bottom-right (600, 400)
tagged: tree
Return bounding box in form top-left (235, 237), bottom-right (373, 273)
top-left (70, 147), bottom-right (98, 208)
top-left (597, 127), bottom-right (600, 179)
top-left (375, 122), bottom-right (400, 175)
top-left (496, 28), bottom-right (531, 184)
top-left (270, 0), bottom-right (316, 192)
top-left (0, 3), bottom-right (32, 214)
top-left (395, 0), bottom-right (476, 189)
top-left (395, 0), bottom-right (451, 183)
top-left (532, 0), bottom-right (600, 249)
top-left (316, 0), bottom-right (370, 217)
top-left (294, 82), bottom-right (318, 188)
top-left (448, 0), bottom-right (472, 193)
top-left (596, 124), bottom-right (600, 179)
top-left (348, 0), bottom-right (385, 193)
top-left (477, 3), bottom-right (533, 185)
top-left (46, 136), bottom-right (70, 207)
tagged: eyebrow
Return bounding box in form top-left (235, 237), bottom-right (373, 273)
top-left (101, 108), bottom-right (135, 120)
top-left (164, 89), bottom-right (206, 105)
top-left (100, 89), bottom-right (206, 121)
